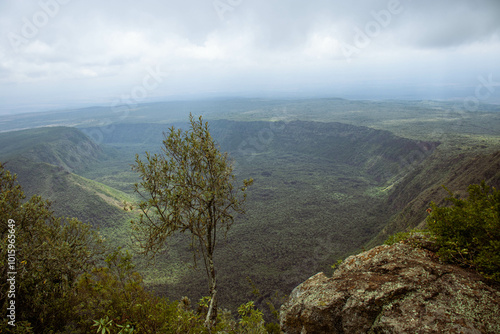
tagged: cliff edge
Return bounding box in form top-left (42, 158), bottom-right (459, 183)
top-left (280, 243), bottom-right (500, 333)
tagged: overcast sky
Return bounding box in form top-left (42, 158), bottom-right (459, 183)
top-left (1, 0), bottom-right (500, 114)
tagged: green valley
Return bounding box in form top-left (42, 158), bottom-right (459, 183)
top-left (1, 98), bottom-right (499, 319)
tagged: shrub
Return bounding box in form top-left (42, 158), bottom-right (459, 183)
top-left (73, 249), bottom-right (204, 334)
top-left (237, 301), bottom-right (266, 334)
top-left (426, 181), bottom-right (500, 281)
top-left (0, 162), bottom-right (104, 333)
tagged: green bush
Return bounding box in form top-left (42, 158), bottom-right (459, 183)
top-left (426, 181), bottom-right (500, 281)
top-left (73, 249), bottom-right (209, 334)
top-left (237, 301), bottom-right (266, 334)
top-left (0, 162), bottom-right (105, 333)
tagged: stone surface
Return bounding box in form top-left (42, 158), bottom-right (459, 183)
top-left (280, 243), bottom-right (500, 334)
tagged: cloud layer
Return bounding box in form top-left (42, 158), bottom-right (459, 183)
top-left (1, 0), bottom-right (499, 113)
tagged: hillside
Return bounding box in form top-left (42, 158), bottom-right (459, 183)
top-left (0, 127), bottom-right (103, 173)
top-left (368, 149), bottom-right (500, 246)
top-left (0, 127), bottom-right (135, 239)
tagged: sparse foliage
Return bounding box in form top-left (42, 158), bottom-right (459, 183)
top-left (92, 316), bottom-right (113, 334)
top-left (237, 301), bottom-right (266, 334)
top-left (384, 229), bottom-right (433, 248)
top-left (131, 114), bottom-right (252, 329)
top-left (330, 259), bottom-right (343, 271)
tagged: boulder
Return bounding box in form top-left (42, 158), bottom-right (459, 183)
top-left (280, 243), bottom-right (500, 333)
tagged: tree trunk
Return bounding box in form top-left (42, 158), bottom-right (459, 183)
top-left (204, 255), bottom-right (218, 330)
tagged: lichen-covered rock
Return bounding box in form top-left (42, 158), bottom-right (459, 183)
top-left (280, 243), bottom-right (500, 334)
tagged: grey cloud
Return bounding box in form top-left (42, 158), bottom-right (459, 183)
top-left (4, 1), bottom-right (499, 56)
top-left (400, 0), bottom-right (500, 48)
top-left (1, 0), bottom-right (499, 113)
top-left (213, 0), bottom-right (500, 54)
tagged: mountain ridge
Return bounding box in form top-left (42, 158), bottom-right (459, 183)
top-left (0, 126), bottom-right (103, 173)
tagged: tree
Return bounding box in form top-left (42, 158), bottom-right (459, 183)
top-left (426, 181), bottom-right (500, 281)
top-left (130, 114), bottom-right (253, 329)
top-left (0, 162), bottom-right (104, 332)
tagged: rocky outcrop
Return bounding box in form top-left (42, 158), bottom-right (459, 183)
top-left (280, 243), bottom-right (500, 333)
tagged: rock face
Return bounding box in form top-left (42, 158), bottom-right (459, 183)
top-left (280, 243), bottom-right (500, 333)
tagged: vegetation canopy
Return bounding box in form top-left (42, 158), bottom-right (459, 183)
top-left (131, 114), bottom-right (253, 328)
top-left (426, 181), bottom-right (500, 281)
top-left (0, 162), bottom-right (105, 333)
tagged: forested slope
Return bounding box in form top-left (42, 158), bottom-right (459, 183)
top-left (369, 149), bottom-right (500, 246)
top-left (0, 127), bottom-right (135, 234)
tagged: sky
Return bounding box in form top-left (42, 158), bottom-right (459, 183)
top-left (1, 0), bottom-right (500, 114)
